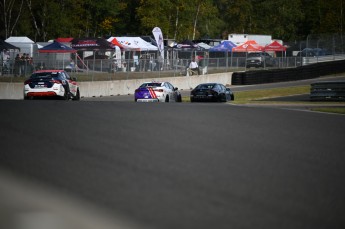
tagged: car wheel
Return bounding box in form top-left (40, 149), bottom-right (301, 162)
top-left (62, 90), bottom-right (69, 100)
top-left (72, 89), bottom-right (80, 101)
top-left (177, 94), bottom-right (182, 102)
top-left (223, 94), bottom-right (228, 102)
top-left (165, 95), bottom-right (169, 102)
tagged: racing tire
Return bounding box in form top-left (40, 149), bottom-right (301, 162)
top-left (62, 90), bottom-right (69, 100)
top-left (72, 89), bottom-right (80, 101)
top-left (177, 94), bottom-right (182, 102)
top-left (222, 94), bottom-right (227, 102)
top-left (165, 95), bottom-right (169, 103)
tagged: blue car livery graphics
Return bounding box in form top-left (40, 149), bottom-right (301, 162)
top-left (135, 87), bottom-right (158, 100)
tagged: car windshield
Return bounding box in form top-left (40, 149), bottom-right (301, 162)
top-left (140, 82), bottom-right (162, 88)
top-left (31, 72), bottom-right (59, 79)
top-left (196, 84), bottom-right (215, 89)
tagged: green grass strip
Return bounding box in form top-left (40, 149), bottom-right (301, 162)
top-left (232, 85), bottom-right (310, 104)
top-left (310, 107), bottom-right (345, 114)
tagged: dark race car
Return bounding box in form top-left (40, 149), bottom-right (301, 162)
top-left (190, 83), bottom-right (234, 102)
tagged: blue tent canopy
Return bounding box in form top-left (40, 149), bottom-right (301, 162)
top-left (209, 40), bottom-right (237, 52)
top-left (39, 41), bottom-right (76, 53)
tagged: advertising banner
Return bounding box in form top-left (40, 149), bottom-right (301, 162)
top-left (152, 27), bottom-right (164, 59)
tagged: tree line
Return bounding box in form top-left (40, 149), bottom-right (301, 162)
top-left (0, 0), bottom-right (344, 42)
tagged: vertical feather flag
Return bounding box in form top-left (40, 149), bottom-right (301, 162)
top-left (152, 27), bottom-right (164, 60)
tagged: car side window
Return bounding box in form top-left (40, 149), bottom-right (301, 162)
top-left (59, 72), bottom-right (66, 80)
top-left (166, 83), bottom-right (173, 90)
top-left (65, 72), bottom-right (71, 80)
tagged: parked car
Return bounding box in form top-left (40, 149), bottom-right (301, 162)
top-left (24, 70), bottom-right (80, 100)
top-left (295, 48), bottom-right (330, 66)
top-left (246, 52), bottom-right (274, 68)
top-left (134, 81), bottom-right (182, 102)
top-left (190, 83), bottom-right (234, 102)
top-left (297, 48), bottom-right (328, 57)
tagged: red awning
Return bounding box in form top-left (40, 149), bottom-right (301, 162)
top-left (232, 41), bottom-right (263, 52)
top-left (264, 41), bottom-right (286, 51)
top-left (55, 37), bottom-right (74, 43)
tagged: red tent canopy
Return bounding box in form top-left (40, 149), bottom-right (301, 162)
top-left (232, 41), bottom-right (263, 52)
top-left (244, 40), bottom-right (258, 45)
top-left (264, 41), bottom-right (286, 51)
top-left (55, 37), bottom-right (74, 43)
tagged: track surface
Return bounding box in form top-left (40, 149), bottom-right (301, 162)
top-left (84, 75), bottom-right (345, 102)
top-left (1, 99), bottom-right (345, 229)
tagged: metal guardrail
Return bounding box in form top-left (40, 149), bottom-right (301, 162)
top-left (310, 81), bottom-right (345, 101)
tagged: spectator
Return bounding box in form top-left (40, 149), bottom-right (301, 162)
top-left (20, 53), bottom-right (26, 76)
top-left (14, 54), bottom-right (21, 77)
top-left (188, 57), bottom-right (199, 75)
top-left (25, 53), bottom-right (34, 74)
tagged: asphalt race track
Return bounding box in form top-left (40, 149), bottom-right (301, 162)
top-left (1, 98), bottom-right (345, 229)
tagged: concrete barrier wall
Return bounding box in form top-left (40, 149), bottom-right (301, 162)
top-left (232, 59), bottom-right (345, 85)
top-left (0, 83), bottom-right (24, 100)
top-left (0, 72), bottom-right (233, 100)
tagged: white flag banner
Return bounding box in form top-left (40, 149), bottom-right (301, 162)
top-left (152, 27), bottom-right (164, 60)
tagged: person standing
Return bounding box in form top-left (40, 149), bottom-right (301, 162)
top-left (188, 57), bottom-right (199, 75)
top-left (20, 54), bottom-right (26, 76)
top-left (14, 54), bottom-right (21, 77)
top-left (25, 53), bottom-right (34, 74)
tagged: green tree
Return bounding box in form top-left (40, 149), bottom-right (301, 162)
top-left (1, 0), bottom-right (345, 42)
top-left (0, 0), bottom-right (24, 39)
top-left (137, 0), bottom-right (221, 41)
top-left (215, 0), bottom-right (253, 38)
top-left (136, 0), bottom-right (173, 36)
top-left (252, 0), bottom-right (304, 41)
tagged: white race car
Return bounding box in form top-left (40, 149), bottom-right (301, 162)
top-left (24, 70), bottom-right (80, 100)
top-left (134, 81), bottom-right (182, 102)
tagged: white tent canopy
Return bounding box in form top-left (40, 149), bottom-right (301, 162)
top-left (5, 36), bottom-right (38, 58)
top-left (5, 36), bottom-right (35, 43)
top-left (108, 37), bottom-right (158, 51)
top-left (197, 42), bottom-right (212, 50)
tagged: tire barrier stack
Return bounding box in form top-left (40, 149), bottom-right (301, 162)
top-left (310, 81), bottom-right (345, 101)
top-left (232, 59), bottom-right (345, 85)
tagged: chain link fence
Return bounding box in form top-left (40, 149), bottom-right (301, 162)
top-left (1, 34), bottom-right (345, 81)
